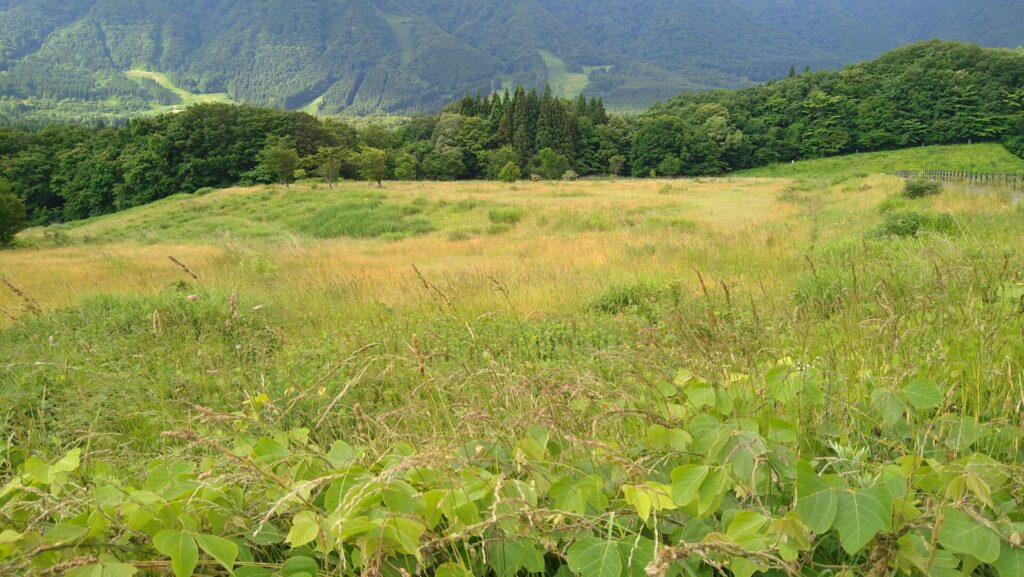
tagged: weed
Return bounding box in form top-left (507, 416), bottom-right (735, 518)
top-left (872, 210), bottom-right (956, 238)
top-left (300, 200), bottom-right (434, 239)
top-left (902, 178), bottom-right (943, 198)
top-left (488, 206), bottom-right (525, 225)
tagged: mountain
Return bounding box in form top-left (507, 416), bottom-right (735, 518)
top-left (0, 0), bottom-right (1022, 121)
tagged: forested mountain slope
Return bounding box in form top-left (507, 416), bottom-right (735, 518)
top-left (0, 0), bottom-right (1021, 121)
top-left (2, 40), bottom-right (1022, 231)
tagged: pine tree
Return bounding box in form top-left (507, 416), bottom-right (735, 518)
top-left (536, 85), bottom-right (558, 152)
top-left (511, 87), bottom-right (534, 167)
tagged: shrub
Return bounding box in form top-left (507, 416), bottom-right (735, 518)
top-left (488, 206), bottom-right (524, 225)
top-left (1005, 134), bottom-right (1024, 159)
top-left (0, 185), bottom-right (28, 247)
top-left (497, 162), bottom-right (521, 183)
top-left (43, 226), bottom-right (73, 247)
top-left (873, 210), bottom-right (956, 238)
top-left (902, 178), bottom-right (943, 198)
top-left (877, 195), bottom-right (911, 214)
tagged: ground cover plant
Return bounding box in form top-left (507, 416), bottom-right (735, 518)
top-left (1, 159), bottom-right (1023, 576)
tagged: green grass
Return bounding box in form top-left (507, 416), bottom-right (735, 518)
top-left (125, 69), bottom-right (234, 108)
top-left (24, 186), bottom-right (452, 244)
top-left (376, 9), bottom-right (415, 68)
top-left (740, 143), bottom-right (1024, 178)
top-left (539, 50), bottom-right (610, 98)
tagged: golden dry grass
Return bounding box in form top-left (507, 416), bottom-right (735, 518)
top-left (0, 176), bottom-right (908, 328)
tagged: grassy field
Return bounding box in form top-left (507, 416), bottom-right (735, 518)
top-left (740, 143), bottom-right (1024, 178)
top-left (2, 151), bottom-right (1024, 576)
top-left (126, 69), bottom-right (234, 109)
top-left (539, 50), bottom-right (610, 99)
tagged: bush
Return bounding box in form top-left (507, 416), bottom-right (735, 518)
top-left (902, 178), bottom-right (943, 198)
top-left (0, 185), bottom-right (28, 247)
top-left (488, 206), bottom-right (524, 225)
top-left (873, 210), bottom-right (956, 238)
top-left (497, 162), bottom-right (521, 183)
top-left (1005, 134), bottom-right (1024, 159)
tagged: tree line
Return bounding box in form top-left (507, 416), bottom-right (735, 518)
top-left (1, 40), bottom-right (1022, 237)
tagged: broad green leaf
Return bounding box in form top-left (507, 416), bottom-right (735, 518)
top-left (153, 530), bottom-right (199, 577)
top-left (696, 468), bottom-right (729, 518)
top-left (794, 461), bottom-right (837, 534)
top-left (937, 507), bottom-right (1000, 564)
top-left (684, 382), bottom-right (716, 409)
top-left (994, 543), bottom-right (1024, 577)
top-left (623, 485), bottom-right (653, 522)
top-left (834, 488), bottom-right (892, 554)
top-left (486, 539), bottom-right (544, 577)
top-left (45, 523), bottom-right (88, 544)
top-left (381, 516), bottom-right (425, 558)
top-left (902, 380), bottom-right (943, 411)
top-left (196, 533), bottom-right (238, 572)
top-left (623, 483), bottom-right (674, 523)
top-left (0, 530), bottom-right (21, 545)
top-left (325, 440), bottom-right (359, 468)
top-left (567, 538), bottom-right (623, 577)
top-left (727, 511), bottom-right (769, 551)
top-left (53, 448), bottom-right (82, 474)
top-left (617, 536), bottom-right (656, 577)
top-left (247, 522), bottom-right (285, 545)
top-left (251, 438), bottom-right (289, 464)
top-left (281, 556), bottom-right (318, 577)
top-left (771, 513), bottom-right (811, 562)
top-left (550, 480), bottom-right (587, 514)
top-left (766, 366), bottom-right (801, 403)
top-left (66, 563), bottom-right (138, 577)
top-left (670, 464), bottom-right (709, 507)
top-left (871, 388), bottom-right (907, 427)
top-left (730, 556), bottom-right (768, 577)
top-left (434, 562), bottom-right (472, 577)
top-left (286, 510), bottom-right (320, 548)
top-left (897, 532), bottom-right (964, 577)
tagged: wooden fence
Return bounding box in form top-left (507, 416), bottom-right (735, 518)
top-left (893, 170), bottom-right (1023, 191)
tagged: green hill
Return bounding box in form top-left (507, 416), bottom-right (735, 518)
top-left (0, 0), bottom-right (1023, 121)
top-left (739, 143), bottom-right (1024, 178)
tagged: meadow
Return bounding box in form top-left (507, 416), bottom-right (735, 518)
top-left (2, 147), bottom-right (1024, 576)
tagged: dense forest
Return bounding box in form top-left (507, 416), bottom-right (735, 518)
top-left (0, 0), bottom-right (1022, 121)
top-left (1, 40), bottom-right (1023, 229)
top-left (630, 41), bottom-right (1024, 176)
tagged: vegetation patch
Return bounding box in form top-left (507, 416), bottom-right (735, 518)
top-left (488, 206), bottom-right (525, 225)
top-left (298, 200), bottom-right (435, 239)
top-left (902, 178), bottom-right (944, 198)
top-left (872, 210), bottom-right (957, 238)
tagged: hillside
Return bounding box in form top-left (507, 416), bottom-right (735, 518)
top-left (16, 143), bottom-right (1017, 247)
top-left (740, 143), bottom-right (1024, 178)
top-left (0, 0), bottom-right (1023, 120)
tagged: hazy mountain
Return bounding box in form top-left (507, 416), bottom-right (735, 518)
top-left (0, 0), bottom-right (1021, 118)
